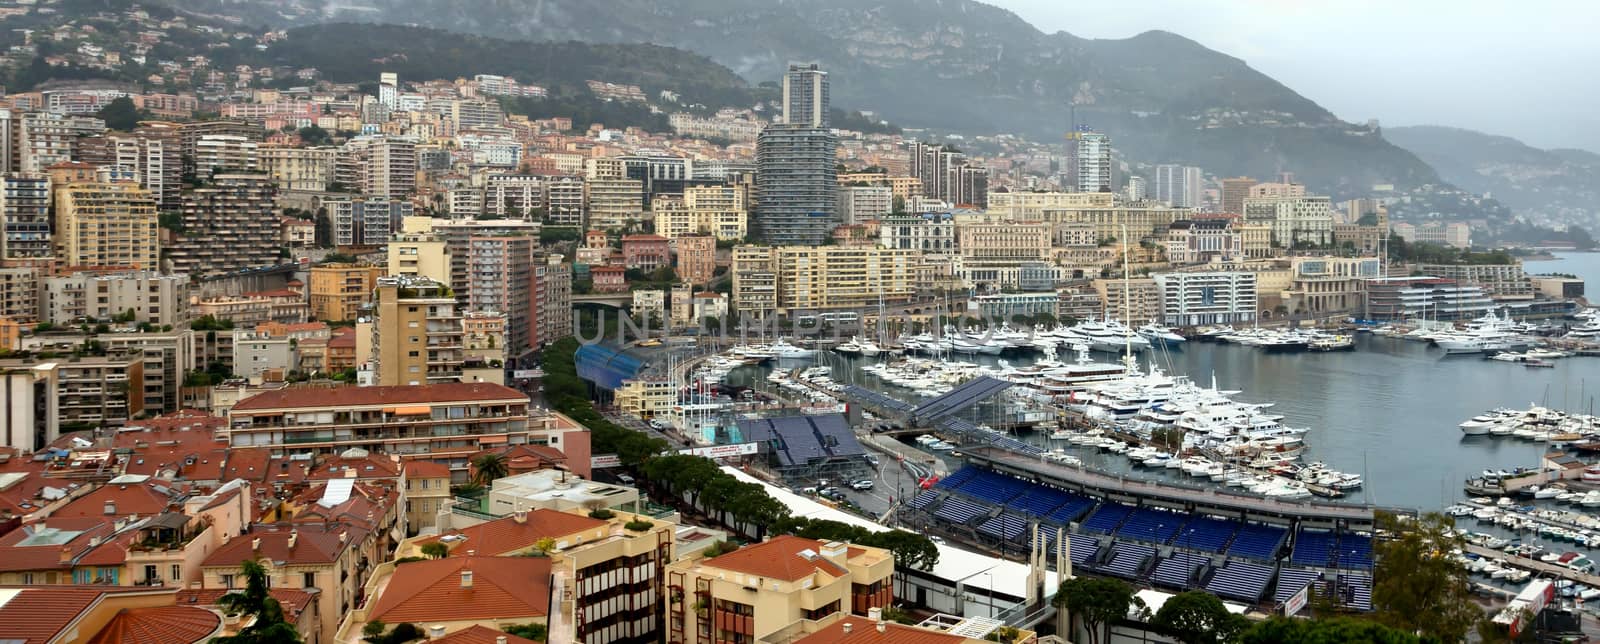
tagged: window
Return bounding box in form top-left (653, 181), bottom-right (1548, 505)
top-left (171, 564), bottom-right (181, 581)
top-left (304, 572), bottom-right (316, 588)
top-left (222, 574), bottom-right (235, 589)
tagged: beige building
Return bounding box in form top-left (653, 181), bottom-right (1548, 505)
top-left (52, 181), bottom-right (160, 270)
top-left (1248, 182), bottom-right (1306, 199)
top-left (836, 173), bottom-right (922, 201)
top-left (1288, 256), bottom-right (1381, 314)
top-left (308, 263), bottom-right (385, 322)
top-left (987, 190), bottom-right (1114, 220)
top-left (1039, 201), bottom-right (1186, 243)
top-left (1239, 222), bottom-right (1274, 258)
top-left (1418, 263), bottom-right (1534, 300)
top-left (0, 349), bottom-right (146, 431)
top-left (43, 270), bottom-right (189, 326)
top-left (1093, 277), bottom-right (1162, 324)
top-left (653, 185), bottom-right (748, 240)
top-left (587, 177), bottom-right (645, 230)
top-left (1243, 195), bottom-right (1334, 247)
top-left (665, 535), bottom-right (894, 644)
top-left (192, 134), bottom-right (259, 176)
top-left (732, 246), bottom-right (920, 316)
top-left (387, 230), bottom-right (452, 283)
top-left (260, 145), bottom-right (337, 191)
top-left (954, 218), bottom-right (1051, 288)
top-left (371, 276), bottom-right (466, 386)
top-left (169, 173), bottom-right (281, 277)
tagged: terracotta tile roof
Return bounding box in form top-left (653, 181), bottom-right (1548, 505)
top-left (0, 586), bottom-right (148, 644)
top-left (0, 517), bottom-right (115, 572)
top-left (431, 625), bottom-right (540, 644)
top-left (75, 530), bottom-right (138, 566)
top-left (288, 482), bottom-right (395, 530)
top-left (419, 509), bottom-right (605, 556)
top-left (86, 605), bottom-right (221, 644)
top-left (219, 448), bottom-right (274, 483)
top-left (0, 466), bottom-right (67, 516)
top-left (231, 382), bottom-right (526, 411)
top-left (701, 535), bottom-right (850, 582)
top-left (475, 444), bottom-right (565, 471)
top-left (367, 556), bottom-right (551, 624)
top-left (175, 587), bottom-right (316, 620)
top-left (621, 234), bottom-right (667, 243)
top-left (327, 327), bottom-right (357, 348)
top-left (53, 481), bottom-right (180, 519)
top-left (404, 460), bottom-right (452, 479)
top-left (202, 525), bottom-right (348, 567)
top-left (306, 454), bottom-right (402, 481)
top-left (792, 619), bottom-right (974, 644)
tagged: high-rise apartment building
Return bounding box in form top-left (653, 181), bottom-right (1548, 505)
top-left (585, 178), bottom-right (645, 230)
top-left (673, 235), bottom-right (717, 286)
top-left (531, 254), bottom-right (571, 350)
top-left (330, 197), bottom-right (412, 248)
top-left (466, 236), bottom-right (535, 356)
top-left (192, 134), bottom-right (259, 177)
top-left (732, 246), bottom-right (919, 315)
top-left (1243, 195), bottom-right (1334, 247)
top-left (343, 136), bottom-right (417, 198)
top-left (756, 125), bottom-right (836, 245)
top-left (308, 263), bottom-right (385, 322)
top-left (1220, 176), bottom-right (1257, 214)
top-left (1154, 271), bottom-right (1259, 326)
top-left (388, 231), bottom-right (451, 284)
top-left (0, 174), bottom-right (51, 261)
top-left (77, 123), bottom-right (182, 207)
top-left (1153, 164), bottom-right (1204, 208)
top-left (781, 63), bottom-right (829, 128)
top-left (44, 271), bottom-right (189, 326)
top-left (371, 276), bottom-right (468, 386)
top-left (19, 113), bottom-right (105, 171)
top-left (169, 173), bottom-right (280, 276)
top-left (653, 185), bottom-right (748, 240)
top-left (907, 142), bottom-right (989, 208)
top-left (1071, 130), bottom-right (1112, 193)
top-left (52, 178), bottom-right (159, 270)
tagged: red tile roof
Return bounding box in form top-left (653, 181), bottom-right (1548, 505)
top-left (432, 625), bottom-right (541, 644)
top-left (0, 586), bottom-right (149, 644)
top-left (404, 460), bottom-right (452, 479)
top-left (702, 535), bottom-right (852, 582)
top-left (86, 605), bottom-right (221, 644)
top-left (367, 556), bottom-right (551, 624)
top-left (175, 588), bottom-right (316, 620)
top-left (0, 517), bottom-right (115, 572)
top-left (231, 382), bottom-right (526, 411)
top-left (202, 525), bottom-right (349, 567)
top-left (52, 481), bottom-right (178, 519)
top-left (792, 619), bottom-right (974, 644)
top-left (306, 453), bottom-right (402, 481)
top-left (419, 509), bottom-right (605, 556)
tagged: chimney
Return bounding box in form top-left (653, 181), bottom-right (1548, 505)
top-left (428, 625), bottom-right (447, 638)
top-left (843, 623), bottom-right (852, 635)
top-left (819, 540), bottom-right (848, 566)
top-left (460, 568), bottom-right (474, 588)
top-left (251, 537), bottom-right (261, 551)
top-left (877, 621), bottom-right (886, 633)
top-left (869, 607), bottom-right (882, 623)
top-left (513, 510), bottom-right (527, 524)
top-left (59, 546), bottom-right (73, 563)
top-left (495, 638), bottom-right (507, 644)
top-left (338, 531), bottom-right (348, 544)
top-left (104, 500), bottom-right (116, 515)
top-left (287, 530), bottom-right (298, 549)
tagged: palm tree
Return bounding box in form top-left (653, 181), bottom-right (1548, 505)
top-left (471, 452), bottom-right (509, 487)
top-left (214, 559), bottom-right (302, 643)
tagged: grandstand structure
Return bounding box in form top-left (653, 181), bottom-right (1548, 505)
top-left (903, 451), bottom-right (1385, 612)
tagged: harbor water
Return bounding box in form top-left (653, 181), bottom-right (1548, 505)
top-left (734, 335), bottom-right (1600, 512)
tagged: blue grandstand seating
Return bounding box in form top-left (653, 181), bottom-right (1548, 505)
top-left (1225, 522), bottom-right (1288, 561)
top-left (1334, 534), bottom-right (1374, 570)
top-left (909, 490), bottom-right (943, 510)
top-left (1081, 503), bottom-right (1135, 534)
top-left (977, 513), bottom-right (1030, 542)
top-left (1068, 534), bottom-right (1099, 566)
top-left (1336, 574), bottom-right (1373, 611)
top-left (1172, 516), bottom-right (1239, 553)
top-left (1006, 487), bottom-right (1071, 517)
top-left (1100, 542), bottom-right (1156, 579)
top-left (935, 467), bottom-right (981, 490)
top-left (1205, 561), bottom-right (1276, 602)
top-left (1115, 507), bottom-right (1188, 545)
top-left (952, 469), bottom-right (1031, 504)
top-left (934, 497), bottom-right (989, 525)
top-left (1291, 528), bottom-right (1338, 567)
top-left (1044, 494), bottom-right (1097, 525)
top-left (1273, 569), bottom-right (1323, 604)
top-left (1150, 552), bottom-right (1208, 589)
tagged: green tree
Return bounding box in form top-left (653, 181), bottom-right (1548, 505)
top-left (97, 96), bottom-right (142, 131)
top-left (503, 623), bottom-right (548, 641)
top-left (1241, 616), bottom-right (1421, 644)
top-left (1151, 590), bottom-right (1245, 644)
top-left (299, 125), bottom-right (332, 146)
top-left (362, 620), bottom-right (387, 642)
top-left (1373, 511), bottom-right (1483, 642)
top-left (214, 559), bottom-right (303, 643)
top-left (420, 542), bottom-right (449, 559)
top-left (1054, 576), bottom-right (1144, 644)
top-left (471, 453), bottom-right (509, 487)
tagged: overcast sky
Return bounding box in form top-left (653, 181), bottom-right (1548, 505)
top-left (986, 0), bottom-right (1598, 153)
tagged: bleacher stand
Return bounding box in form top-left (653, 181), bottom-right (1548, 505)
top-left (1226, 522), bottom-right (1289, 561)
top-left (1291, 528), bottom-right (1338, 567)
top-left (1206, 561), bottom-right (1276, 602)
top-left (1115, 507), bottom-right (1188, 545)
top-left (1150, 551), bottom-right (1209, 589)
top-left (1101, 542), bottom-right (1157, 579)
top-left (1173, 516), bottom-right (1240, 553)
top-left (1081, 503), bottom-right (1135, 534)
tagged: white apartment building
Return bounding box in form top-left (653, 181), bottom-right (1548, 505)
top-left (1153, 271), bottom-right (1258, 326)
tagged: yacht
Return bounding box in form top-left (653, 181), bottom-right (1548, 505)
top-left (1459, 414), bottom-right (1498, 436)
top-left (1137, 323), bottom-right (1186, 348)
top-left (770, 338), bottom-right (817, 359)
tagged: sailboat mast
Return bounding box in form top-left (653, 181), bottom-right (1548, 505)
top-left (1122, 223), bottom-right (1133, 362)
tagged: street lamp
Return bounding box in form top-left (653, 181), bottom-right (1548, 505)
top-left (981, 571), bottom-right (995, 618)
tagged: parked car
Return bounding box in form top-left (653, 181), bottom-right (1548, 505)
top-left (850, 479), bottom-right (874, 491)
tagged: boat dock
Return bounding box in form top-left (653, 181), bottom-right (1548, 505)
top-left (1465, 544), bottom-right (1600, 588)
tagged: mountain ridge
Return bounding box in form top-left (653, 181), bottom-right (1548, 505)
top-left (163, 0), bottom-right (1441, 197)
top-left (1384, 125), bottom-right (1600, 223)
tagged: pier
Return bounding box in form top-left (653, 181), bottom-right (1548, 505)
top-left (1465, 544), bottom-right (1600, 588)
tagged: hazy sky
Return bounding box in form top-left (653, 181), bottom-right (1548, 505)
top-left (986, 0), bottom-right (1599, 153)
